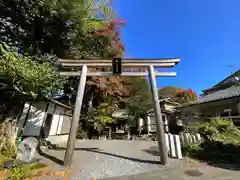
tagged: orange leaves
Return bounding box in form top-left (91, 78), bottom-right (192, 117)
top-left (187, 88), bottom-right (197, 98)
top-left (176, 88), bottom-right (197, 102)
top-left (87, 76), bottom-right (127, 97)
top-left (176, 88), bottom-right (184, 95)
top-left (103, 77), bottom-right (127, 96)
top-left (91, 19), bottom-right (125, 58)
top-left (92, 19), bottom-right (125, 39)
top-left (83, 19), bottom-right (127, 99)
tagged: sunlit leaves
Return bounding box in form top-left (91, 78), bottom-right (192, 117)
top-left (123, 77), bottom-right (152, 117)
top-left (0, 45), bottom-right (64, 99)
top-left (87, 100), bottom-right (118, 132)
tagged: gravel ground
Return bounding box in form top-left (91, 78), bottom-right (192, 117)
top-left (101, 163), bottom-right (240, 180)
top-left (37, 140), bottom-right (178, 180)
top-left (36, 140), bottom-right (240, 180)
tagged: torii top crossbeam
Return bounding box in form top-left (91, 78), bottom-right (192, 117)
top-left (58, 58), bottom-right (180, 77)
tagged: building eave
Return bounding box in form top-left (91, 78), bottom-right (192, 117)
top-left (202, 69), bottom-right (240, 92)
top-left (45, 97), bottom-right (73, 110)
top-left (178, 87), bottom-right (240, 108)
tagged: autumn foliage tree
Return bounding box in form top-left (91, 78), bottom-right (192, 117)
top-left (85, 18), bottom-right (126, 98)
top-left (64, 18), bottom-right (130, 138)
top-left (176, 88), bottom-right (197, 104)
top-left (67, 18), bottom-right (127, 111)
top-left (158, 86), bottom-right (197, 104)
top-left (0, 0), bottom-right (126, 140)
top-left (91, 18), bottom-right (125, 58)
top-left (0, 0), bottom-right (153, 139)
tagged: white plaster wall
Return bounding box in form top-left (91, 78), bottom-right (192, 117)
top-left (49, 106), bottom-right (64, 136)
top-left (47, 102), bottom-right (55, 114)
top-left (23, 102), bottom-right (47, 136)
top-left (57, 115), bottom-right (64, 134)
top-left (60, 115), bottom-right (71, 134)
top-left (20, 101), bottom-right (66, 137)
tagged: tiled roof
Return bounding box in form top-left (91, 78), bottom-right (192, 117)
top-left (202, 70), bottom-right (240, 92)
top-left (183, 85), bottom-right (240, 106)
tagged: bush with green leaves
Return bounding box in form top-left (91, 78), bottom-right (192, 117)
top-left (197, 117), bottom-right (239, 141)
top-left (8, 165), bottom-right (32, 180)
top-left (0, 44), bottom-right (64, 99)
top-left (0, 123), bottom-right (18, 160)
top-left (182, 117), bottom-right (240, 163)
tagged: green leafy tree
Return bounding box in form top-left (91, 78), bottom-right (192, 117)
top-left (0, 0), bottom-right (116, 56)
top-left (88, 103), bottom-right (116, 131)
top-left (0, 44), bottom-right (63, 99)
top-left (124, 77), bottom-right (152, 115)
top-left (0, 43), bottom-right (64, 144)
top-left (0, 0), bottom-right (124, 103)
top-left (120, 77), bottom-right (153, 131)
top-left (158, 86), bottom-right (179, 99)
top-left (86, 96), bottom-right (119, 138)
top-left (0, 0), bottom-right (127, 140)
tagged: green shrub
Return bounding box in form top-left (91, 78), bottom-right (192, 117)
top-left (181, 143), bottom-right (201, 157)
top-left (9, 165), bottom-right (32, 180)
top-left (76, 126), bottom-right (88, 139)
top-left (195, 117), bottom-right (237, 137)
top-left (5, 163), bottom-right (48, 180)
top-left (182, 117), bottom-right (240, 164)
top-left (0, 123), bottom-right (18, 160)
top-left (1, 142), bottom-right (18, 158)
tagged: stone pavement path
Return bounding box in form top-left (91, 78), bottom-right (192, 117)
top-left (36, 140), bottom-right (240, 180)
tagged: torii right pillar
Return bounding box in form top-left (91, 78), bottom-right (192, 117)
top-left (148, 65), bottom-right (168, 165)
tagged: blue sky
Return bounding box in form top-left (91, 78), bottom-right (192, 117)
top-left (114, 0), bottom-right (240, 95)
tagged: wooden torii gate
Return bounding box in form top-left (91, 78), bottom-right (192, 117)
top-left (58, 58), bottom-right (180, 166)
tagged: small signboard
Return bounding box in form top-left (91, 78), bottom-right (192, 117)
top-left (112, 58), bottom-right (122, 75)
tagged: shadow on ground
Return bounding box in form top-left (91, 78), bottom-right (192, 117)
top-left (142, 146), bottom-right (161, 156)
top-left (143, 144), bottom-right (240, 177)
top-left (37, 144), bottom-right (65, 165)
top-left (37, 145), bottom-right (162, 166)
